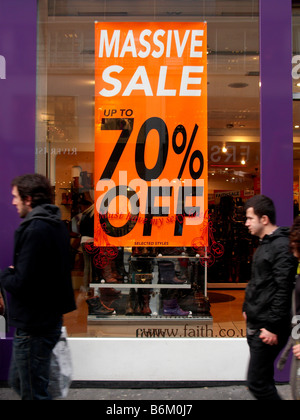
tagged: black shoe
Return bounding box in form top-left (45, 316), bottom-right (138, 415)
top-left (86, 297), bottom-right (114, 315)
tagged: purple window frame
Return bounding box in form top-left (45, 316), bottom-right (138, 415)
top-left (260, 0), bottom-right (294, 226)
top-left (0, 0), bottom-right (37, 380)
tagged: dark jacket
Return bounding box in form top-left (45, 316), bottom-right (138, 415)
top-left (243, 227), bottom-right (297, 335)
top-left (0, 204), bottom-right (76, 331)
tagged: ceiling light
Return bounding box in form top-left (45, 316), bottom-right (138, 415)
top-left (222, 145), bottom-right (228, 153)
top-left (228, 83), bottom-right (249, 89)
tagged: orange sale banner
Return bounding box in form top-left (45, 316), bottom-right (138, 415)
top-left (94, 22), bottom-right (208, 248)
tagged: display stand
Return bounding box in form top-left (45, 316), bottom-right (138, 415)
top-left (86, 249), bottom-right (212, 338)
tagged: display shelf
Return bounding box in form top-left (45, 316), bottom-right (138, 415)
top-left (87, 314), bottom-right (213, 323)
top-left (131, 254), bottom-right (202, 260)
top-left (86, 249), bottom-right (210, 327)
top-left (89, 282), bottom-right (192, 290)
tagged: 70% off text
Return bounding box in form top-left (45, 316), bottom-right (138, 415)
top-left (96, 116), bottom-right (206, 238)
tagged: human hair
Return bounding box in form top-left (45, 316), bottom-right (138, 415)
top-left (245, 195), bottom-right (276, 225)
top-left (11, 174), bottom-right (54, 208)
top-left (290, 216), bottom-right (300, 257)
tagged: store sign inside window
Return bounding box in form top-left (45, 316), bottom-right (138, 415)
top-left (94, 23), bottom-right (208, 248)
top-left (0, 55), bottom-right (6, 80)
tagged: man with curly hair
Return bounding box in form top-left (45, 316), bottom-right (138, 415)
top-left (0, 174), bottom-right (76, 400)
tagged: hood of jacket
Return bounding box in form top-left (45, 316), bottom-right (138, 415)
top-left (260, 226), bottom-right (290, 244)
top-left (20, 204), bottom-right (62, 227)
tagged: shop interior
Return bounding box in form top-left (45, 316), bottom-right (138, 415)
top-left (35, 0), bottom-right (300, 338)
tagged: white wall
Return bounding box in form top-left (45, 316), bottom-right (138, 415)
top-left (69, 338), bottom-right (249, 382)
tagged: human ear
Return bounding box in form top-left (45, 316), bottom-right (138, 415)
top-left (24, 196), bottom-right (33, 207)
top-left (260, 215), bottom-right (269, 226)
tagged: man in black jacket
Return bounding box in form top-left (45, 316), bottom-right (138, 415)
top-left (243, 195), bottom-right (297, 400)
top-left (0, 174), bottom-right (76, 400)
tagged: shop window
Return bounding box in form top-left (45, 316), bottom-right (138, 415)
top-left (37, 0), bottom-right (260, 339)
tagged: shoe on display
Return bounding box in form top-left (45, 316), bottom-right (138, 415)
top-left (99, 288), bottom-right (121, 312)
top-left (86, 297), bottom-right (115, 315)
top-left (163, 299), bottom-right (189, 317)
top-left (141, 292), bottom-right (152, 316)
top-left (194, 291), bottom-right (211, 313)
top-left (100, 262), bottom-right (120, 283)
top-left (125, 297), bottom-right (135, 315)
top-left (159, 261), bottom-right (187, 284)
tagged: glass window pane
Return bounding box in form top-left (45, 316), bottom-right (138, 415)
top-left (37, 0), bottom-right (259, 339)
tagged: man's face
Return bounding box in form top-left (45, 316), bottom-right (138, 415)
top-left (245, 207), bottom-right (264, 238)
top-left (12, 186), bottom-right (32, 218)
